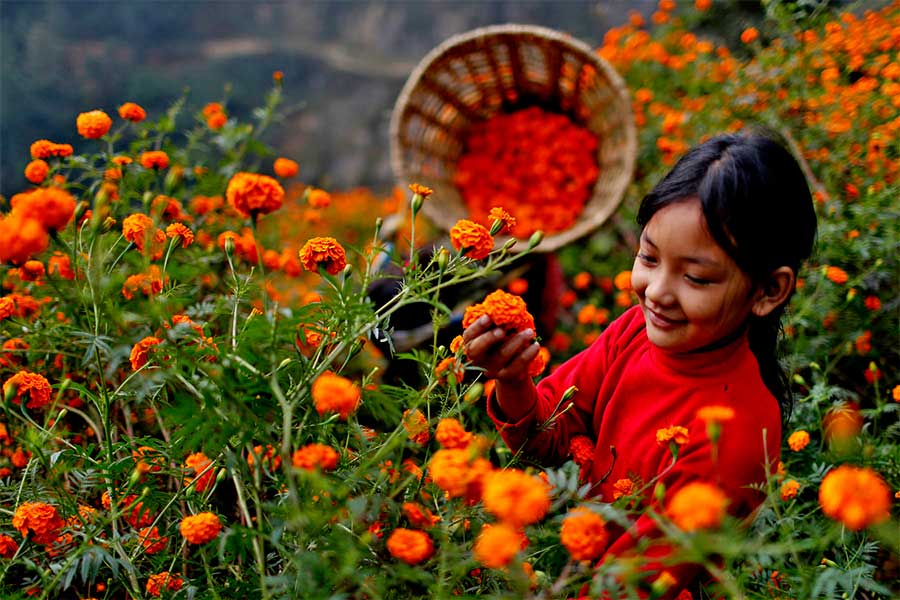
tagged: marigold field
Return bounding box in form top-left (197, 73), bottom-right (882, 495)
top-left (1, 2), bottom-right (898, 599)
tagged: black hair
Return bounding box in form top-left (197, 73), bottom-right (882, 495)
top-left (636, 132), bottom-right (817, 421)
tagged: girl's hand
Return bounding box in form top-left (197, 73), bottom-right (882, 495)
top-left (462, 315), bottom-right (540, 384)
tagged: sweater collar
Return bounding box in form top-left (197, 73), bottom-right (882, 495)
top-left (648, 330), bottom-right (753, 378)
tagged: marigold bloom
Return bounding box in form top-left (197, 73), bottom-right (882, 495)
top-left (292, 443), bottom-right (340, 471)
top-left (202, 102), bottom-right (224, 118)
top-left (30, 139), bottom-right (72, 159)
top-left (386, 528), bottom-right (434, 565)
top-left (118, 102), bottom-right (146, 122)
top-left (435, 418), bottom-right (473, 450)
top-left (696, 405), bottom-right (736, 424)
top-left (560, 507), bottom-right (608, 560)
top-left (666, 482), bottom-right (728, 531)
top-left (47, 252), bottom-right (74, 280)
top-left (526, 346), bottom-right (549, 378)
top-left (247, 444), bottom-right (282, 471)
top-left (140, 151), bottom-right (170, 170)
top-left (402, 408), bottom-right (430, 445)
top-left (165, 222), bottom-right (194, 248)
top-left (401, 502), bottom-right (439, 529)
top-left (481, 469), bottom-right (551, 526)
top-left (613, 270), bottom-right (632, 291)
top-left (740, 27), bottom-right (759, 44)
top-left (130, 336), bottom-right (162, 370)
top-left (434, 356), bottom-right (465, 384)
top-left (473, 523), bottom-right (523, 569)
top-left (180, 512), bottom-right (222, 544)
top-left (656, 425), bottom-right (689, 446)
top-left (569, 435), bottom-right (594, 466)
top-left (273, 157), bottom-right (299, 178)
top-left (11, 186), bottom-right (76, 232)
top-left (488, 206), bottom-right (516, 235)
top-left (0, 534), bottom-right (18, 558)
top-left (787, 430), bottom-right (810, 451)
top-left (780, 479), bottom-right (801, 501)
top-left (863, 296), bottom-right (881, 311)
top-left (429, 448), bottom-right (491, 498)
top-left (12, 502), bottom-right (64, 545)
top-left (823, 403), bottom-right (863, 443)
top-left (122, 213), bottom-right (156, 250)
top-left (307, 188), bottom-right (332, 208)
top-left (450, 219), bottom-right (494, 260)
top-left (226, 172), bottom-right (285, 218)
top-left (819, 465), bottom-right (890, 530)
top-left (24, 159), bottom-right (49, 183)
top-left (311, 371), bottom-right (360, 419)
top-left (462, 289), bottom-right (536, 332)
top-left (408, 183), bottom-right (433, 198)
top-left (4, 371), bottom-right (52, 409)
top-left (137, 526), bottom-right (168, 554)
top-left (0, 297), bottom-right (15, 321)
top-left (184, 452), bottom-right (215, 492)
top-left (145, 572), bottom-right (183, 597)
top-left (299, 237), bottom-right (348, 275)
top-left (76, 110), bottom-right (113, 139)
top-left (825, 266), bottom-right (849, 284)
top-left (612, 477), bottom-right (636, 500)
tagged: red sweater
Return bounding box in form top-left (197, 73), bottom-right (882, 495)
top-left (487, 305), bottom-right (782, 596)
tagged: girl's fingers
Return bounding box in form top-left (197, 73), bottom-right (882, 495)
top-left (496, 340), bottom-right (541, 381)
top-left (496, 329), bottom-right (535, 362)
top-left (462, 315), bottom-right (493, 342)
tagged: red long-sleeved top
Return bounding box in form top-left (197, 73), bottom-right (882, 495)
top-left (487, 305), bottom-right (782, 597)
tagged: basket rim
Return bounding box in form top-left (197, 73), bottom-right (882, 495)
top-left (389, 23), bottom-right (638, 253)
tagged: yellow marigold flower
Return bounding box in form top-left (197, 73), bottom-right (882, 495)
top-left (307, 188), bottom-right (331, 208)
top-left (139, 150), bottom-right (169, 170)
top-left (656, 425), bottom-right (689, 446)
top-left (165, 222), bottom-right (194, 248)
top-left (76, 110), bottom-right (113, 139)
top-left (145, 572), bottom-right (183, 597)
top-left (130, 336), bottom-right (162, 371)
top-left (292, 443), bottom-right (339, 471)
top-left (787, 430), bottom-right (810, 451)
top-left (11, 186), bottom-right (76, 232)
top-left (183, 452), bottom-right (214, 492)
top-left (819, 465), bottom-right (890, 530)
top-left (482, 469), bottom-right (550, 527)
top-left (12, 501), bottom-right (64, 545)
top-left (0, 534), bottom-right (19, 558)
top-left (24, 159), bottom-right (49, 184)
top-left (450, 219), bottom-right (494, 260)
top-left (666, 482), bottom-right (728, 531)
top-left (299, 237), bottom-right (347, 275)
top-left (560, 507), bottom-right (607, 560)
top-left (179, 512), bottom-right (222, 544)
top-left (3, 370), bottom-right (52, 410)
top-left (386, 528), bottom-right (434, 565)
top-left (226, 172), bottom-right (285, 218)
top-left (118, 102), bottom-right (146, 122)
top-left (696, 405), bottom-right (736, 424)
top-left (273, 157), bottom-right (299, 178)
top-left (311, 371), bottom-right (360, 419)
top-left (825, 265), bottom-right (849, 284)
top-left (435, 418), bottom-right (473, 450)
top-left (780, 479), bottom-right (801, 501)
top-left (473, 523), bottom-right (523, 569)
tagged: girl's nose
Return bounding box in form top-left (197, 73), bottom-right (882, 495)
top-left (644, 272), bottom-right (676, 307)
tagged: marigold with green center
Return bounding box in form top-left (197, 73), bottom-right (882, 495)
top-left (818, 465), bottom-right (890, 530)
top-left (76, 110), bottom-right (113, 139)
top-left (449, 219), bottom-right (494, 259)
top-left (180, 512), bottom-right (222, 544)
top-left (481, 469), bottom-right (550, 527)
top-left (299, 237), bottom-right (347, 275)
top-left (311, 371), bottom-right (360, 419)
top-left (12, 501), bottom-right (64, 545)
top-left (226, 172), bottom-right (285, 218)
top-left (3, 370), bottom-right (52, 409)
top-left (560, 507), bottom-right (608, 560)
top-left (386, 528), bottom-right (434, 565)
top-left (666, 482), bottom-right (728, 531)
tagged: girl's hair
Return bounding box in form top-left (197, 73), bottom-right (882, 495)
top-left (636, 131), bottom-right (817, 421)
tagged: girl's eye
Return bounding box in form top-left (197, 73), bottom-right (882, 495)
top-left (636, 252), bottom-right (657, 265)
top-left (685, 274), bottom-right (712, 286)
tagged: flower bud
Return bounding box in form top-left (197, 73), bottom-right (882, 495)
top-left (527, 231), bottom-right (544, 249)
top-left (560, 385), bottom-right (578, 403)
top-left (216, 467), bottom-right (228, 482)
top-left (74, 201), bottom-right (90, 223)
top-left (410, 193), bottom-right (424, 216)
top-left (501, 238), bottom-right (518, 251)
top-left (463, 382), bottom-right (484, 404)
top-left (374, 217), bottom-right (383, 239)
top-left (4, 383), bottom-right (17, 403)
top-left (342, 263), bottom-right (353, 277)
top-left (129, 469), bottom-right (143, 486)
top-left (489, 219), bottom-right (504, 236)
top-left (792, 374), bottom-right (806, 386)
top-left (437, 248), bottom-right (450, 271)
top-left (102, 216), bottom-right (118, 232)
top-left (224, 236), bottom-right (236, 257)
top-left (141, 486), bottom-right (150, 498)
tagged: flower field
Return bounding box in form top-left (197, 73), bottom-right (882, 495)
top-left (1, 2), bottom-right (898, 599)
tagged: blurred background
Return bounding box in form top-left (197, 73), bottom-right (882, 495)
top-left (0, 0), bottom-right (771, 198)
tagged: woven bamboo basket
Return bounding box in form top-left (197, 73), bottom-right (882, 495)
top-left (389, 24), bottom-right (637, 253)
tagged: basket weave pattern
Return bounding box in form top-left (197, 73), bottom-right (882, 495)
top-left (390, 24), bottom-right (637, 252)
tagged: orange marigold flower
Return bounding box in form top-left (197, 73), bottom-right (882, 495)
top-left (402, 408), bottom-right (431, 445)
top-left (0, 534), bottom-right (18, 558)
top-left (299, 237), bottom-right (347, 275)
top-left (695, 0), bottom-right (712, 10)
top-left (823, 402), bottom-right (863, 443)
top-left (76, 110), bottom-right (113, 139)
top-left (435, 418), bottom-right (473, 450)
top-left (311, 371), bottom-right (360, 419)
top-left (527, 346), bottom-right (549, 378)
top-left (863, 296), bottom-right (881, 311)
top-left (656, 425), bottom-right (689, 447)
top-left (560, 507), bottom-right (607, 560)
top-left (273, 157), bottom-right (299, 178)
top-left (825, 266), bottom-right (849, 284)
top-left (202, 102), bottom-right (224, 117)
top-left (666, 482), bottom-right (728, 531)
top-left (507, 277), bottom-right (528, 295)
top-left (183, 452), bottom-right (215, 492)
top-left (130, 336), bottom-right (162, 370)
top-left (473, 523), bottom-right (523, 569)
top-left (0, 297), bottom-right (15, 321)
top-left (292, 443), bottom-right (339, 471)
top-left (819, 465), bottom-right (890, 530)
top-left (24, 159), bottom-right (49, 183)
top-left (434, 356), bottom-right (465, 384)
top-left (569, 435), bottom-right (594, 466)
top-left (145, 572), bottom-right (183, 597)
top-left (118, 102), bottom-right (146, 122)
top-left (780, 479), bottom-right (801, 501)
top-left (165, 222), bottom-right (194, 248)
top-left (11, 186), bottom-right (76, 232)
top-left (488, 207), bottom-right (517, 235)
top-left (206, 111), bottom-right (227, 129)
top-left (893, 385), bottom-right (900, 402)
top-left (3, 371), bottom-right (52, 410)
top-left (462, 289), bottom-right (536, 332)
top-left (19, 260), bottom-right (45, 282)
top-left (696, 405), bottom-right (736, 424)
top-left (179, 512), bottom-right (222, 544)
top-left (482, 469), bottom-right (551, 526)
top-left (740, 27), bottom-right (759, 44)
top-left (613, 270), bottom-right (632, 291)
top-left (122, 213), bottom-right (155, 250)
top-left (612, 478), bottom-right (636, 500)
top-left (788, 430), bottom-right (810, 451)
top-left (226, 172), bottom-right (285, 218)
top-left (140, 151), bottom-right (169, 170)
top-left (401, 502), bottom-right (439, 529)
top-left (429, 448), bottom-right (492, 499)
top-left (386, 528), bottom-right (434, 565)
top-left (450, 219), bottom-right (494, 260)
top-left (247, 444), bottom-right (282, 471)
top-left (307, 188), bottom-right (332, 208)
top-left (137, 526), bottom-right (168, 554)
top-left (30, 139), bottom-right (72, 159)
top-left (12, 502), bottom-right (64, 545)
top-left (408, 183), bottom-right (433, 198)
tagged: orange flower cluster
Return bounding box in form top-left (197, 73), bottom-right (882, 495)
top-left (780, 479), bottom-right (801, 501)
top-left (473, 522), bottom-right (527, 569)
top-left (481, 469), bottom-right (551, 527)
top-left (825, 266), bottom-right (849, 284)
top-left (12, 501), bottom-right (64, 544)
top-left (226, 172), bottom-right (285, 219)
top-left (122, 265), bottom-right (166, 300)
top-left (165, 222), bottom-right (194, 248)
top-left (76, 110), bottom-right (113, 139)
top-left (449, 219), bottom-right (494, 260)
top-left (401, 502), bottom-right (439, 529)
top-left (118, 102), bottom-right (146, 122)
top-left (787, 430), bottom-right (811, 451)
top-left (819, 465), bottom-right (891, 530)
top-left (823, 402), bottom-right (863, 443)
top-left (454, 106), bottom-right (599, 237)
top-left (462, 289), bottom-right (536, 332)
top-left (487, 206), bottom-right (516, 235)
top-left (560, 507), bottom-right (608, 560)
top-left (184, 452), bottom-right (215, 492)
top-left (1, 187), bottom-right (77, 264)
top-left (139, 150), bottom-right (169, 170)
top-left (30, 139), bottom-right (73, 159)
top-left (273, 157), bottom-right (299, 178)
top-left (130, 336), bottom-right (162, 370)
top-left (122, 213), bottom-right (166, 259)
top-left (137, 526), bottom-right (168, 554)
top-left (402, 408), bottom-right (430, 445)
top-left (3, 370), bottom-right (52, 410)
top-left (666, 481), bottom-right (728, 531)
top-left (656, 425), bottom-right (689, 447)
top-left (292, 443), bottom-right (339, 471)
top-left (145, 572), bottom-right (183, 597)
top-left (434, 418), bottom-right (473, 450)
top-left (386, 528), bottom-right (434, 565)
top-left (299, 237), bottom-right (348, 275)
top-left (311, 371), bottom-right (360, 419)
top-left (247, 444), bottom-right (281, 471)
top-left (179, 512), bottom-right (222, 544)
top-left (612, 477), bottom-right (636, 500)
top-left (11, 186), bottom-right (77, 233)
top-left (307, 188), bottom-right (332, 209)
top-left (202, 102), bottom-right (227, 129)
top-left (428, 448), bottom-right (492, 501)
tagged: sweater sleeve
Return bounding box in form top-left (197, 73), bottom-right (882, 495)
top-left (487, 306), bottom-right (646, 465)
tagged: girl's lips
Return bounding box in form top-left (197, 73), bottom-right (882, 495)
top-left (644, 307), bottom-right (685, 329)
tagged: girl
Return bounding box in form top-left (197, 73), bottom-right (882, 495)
top-left (462, 132), bottom-right (817, 597)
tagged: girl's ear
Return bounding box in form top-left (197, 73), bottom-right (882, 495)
top-left (752, 267), bottom-right (796, 317)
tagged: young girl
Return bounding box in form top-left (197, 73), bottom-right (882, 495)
top-left (462, 132), bottom-right (817, 597)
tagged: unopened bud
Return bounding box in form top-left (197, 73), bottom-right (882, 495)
top-left (74, 201), bottom-right (89, 222)
top-left (277, 357), bottom-right (292, 370)
top-left (342, 263), bottom-right (353, 277)
top-left (141, 486), bottom-right (150, 498)
top-left (4, 383), bottom-right (17, 403)
top-left (129, 469), bottom-right (142, 486)
top-left (560, 385), bottom-right (578, 403)
top-left (654, 482), bottom-right (666, 504)
top-left (810, 361), bottom-right (821, 371)
top-left (374, 217), bottom-right (383, 239)
top-left (463, 382), bottom-right (484, 404)
top-left (224, 236), bottom-right (236, 257)
top-left (527, 231), bottom-right (544, 250)
top-left (501, 238), bottom-right (518, 251)
top-left (410, 193), bottom-right (424, 216)
top-left (489, 219), bottom-right (504, 236)
top-left (792, 374), bottom-right (806, 386)
top-left (216, 467), bottom-right (228, 482)
top-left (56, 408), bottom-right (68, 422)
top-left (437, 248), bottom-right (450, 271)
top-left (102, 216), bottom-right (117, 232)
top-left (868, 361), bottom-right (878, 372)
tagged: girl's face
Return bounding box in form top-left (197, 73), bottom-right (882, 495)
top-left (631, 199), bottom-right (760, 354)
